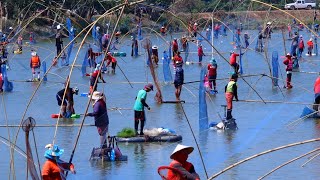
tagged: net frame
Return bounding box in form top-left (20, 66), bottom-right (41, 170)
top-left (157, 166), bottom-right (184, 180)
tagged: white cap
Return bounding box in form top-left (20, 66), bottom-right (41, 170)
top-left (57, 25), bottom-right (61, 30)
top-left (9, 27), bottom-right (13, 30)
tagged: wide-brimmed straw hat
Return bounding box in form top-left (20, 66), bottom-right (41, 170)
top-left (286, 53), bottom-right (292, 57)
top-left (170, 144), bottom-right (194, 159)
top-left (44, 144), bottom-right (64, 159)
top-left (90, 91), bottom-right (104, 100)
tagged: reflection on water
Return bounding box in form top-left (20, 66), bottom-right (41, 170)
top-left (2, 29), bottom-right (320, 179)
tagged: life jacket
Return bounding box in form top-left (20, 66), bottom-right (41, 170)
top-left (167, 160), bottom-right (193, 180)
top-left (283, 58), bottom-right (293, 71)
top-left (299, 40), bottom-right (304, 49)
top-left (31, 56), bottom-right (40, 68)
top-left (314, 77), bottom-right (320, 94)
top-left (173, 55), bottom-right (183, 67)
top-left (307, 40), bottom-right (314, 48)
top-left (91, 70), bottom-right (100, 78)
top-left (226, 81), bottom-right (236, 93)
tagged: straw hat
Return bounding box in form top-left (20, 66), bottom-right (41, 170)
top-left (44, 144), bottom-right (64, 159)
top-left (310, 38), bottom-right (313, 41)
top-left (31, 52), bottom-right (37, 56)
top-left (286, 53), bottom-right (291, 57)
top-left (170, 144), bottom-right (194, 159)
top-left (57, 25), bottom-right (61, 30)
top-left (152, 45), bottom-right (158, 50)
top-left (90, 91), bottom-right (104, 100)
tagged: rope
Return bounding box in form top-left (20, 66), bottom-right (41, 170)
top-left (179, 103), bottom-right (208, 179)
top-left (236, 99), bottom-right (316, 105)
top-left (0, 124), bottom-right (95, 128)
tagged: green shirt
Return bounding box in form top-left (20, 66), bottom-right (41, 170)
top-left (133, 89), bottom-right (147, 111)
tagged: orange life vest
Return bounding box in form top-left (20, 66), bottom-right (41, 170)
top-left (31, 56), bottom-right (40, 68)
top-left (167, 160), bottom-right (193, 180)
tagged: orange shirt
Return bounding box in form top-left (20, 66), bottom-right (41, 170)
top-left (42, 159), bottom-right (74, 180)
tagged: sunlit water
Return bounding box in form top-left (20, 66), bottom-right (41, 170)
top-left (0, 29), bottom-right (320, 180)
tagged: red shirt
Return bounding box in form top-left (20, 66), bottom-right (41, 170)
top-left (172, 40), bottom-right (178, 51)
top-left (283, 57), bottom-right (293, 71)
top-left (207, 64), bottom-right (217, 76)
top-left (230, 53), bottom-right (239, 65)
top-left (314, 77), bottom-right (320, 94)
top-left (198, 47), bottom-right (204, 56)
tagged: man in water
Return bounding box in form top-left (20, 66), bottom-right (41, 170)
top-left (225, 74), bottom-right (239, 120)
top-left (174, 59), bottom-right (184, 101)
top-left (30, 51), bottom-right (41, 81)
top-left (167, 144), bottom-right (200, 180)
top-left (207, 58), bottom-right (218, 92)
top-left (283, 53), bottom-right (293, 89)
top-left (56, 86), bottom-right (79, 118)
top-left (133, 84), bottom-right (153, 135)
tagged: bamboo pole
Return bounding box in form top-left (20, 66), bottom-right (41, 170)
top-left (208, 138), bottom-right (320, 179)
top-left (0, 124), bottom-right (95, 128)
top-left (258, 148), bottom-right (320, 179)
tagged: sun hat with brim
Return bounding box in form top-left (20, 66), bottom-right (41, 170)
top-left (286, 53), bottom-right (291, 57)
top-left (144, 83), bottom-right (153, 91)
top-left (44, 144), bottom-right (64, 159)
top-left (89, 91), bottom-right (104, 100)
top-left (170, 144), bottom-right (194, 159)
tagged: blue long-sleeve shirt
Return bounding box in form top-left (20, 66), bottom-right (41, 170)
top-left (87, 99), bottom-right (109, 127)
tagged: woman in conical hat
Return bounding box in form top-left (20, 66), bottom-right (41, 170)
top-left (167, 144), bottom-right (200, 180)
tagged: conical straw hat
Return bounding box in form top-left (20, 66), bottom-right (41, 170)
top-left (170, 144), bottom-right (194, 159)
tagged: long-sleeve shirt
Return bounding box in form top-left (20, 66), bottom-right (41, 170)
top-left (87, 99), bottom-right (109, 127)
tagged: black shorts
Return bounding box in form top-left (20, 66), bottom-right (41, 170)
top-left (134, 110), bottom-right (145, 121)
top-left (56, 94), bottom-right (67, 106)
top-left (112, 62), bottom-right (117, 70)
top-left (315, 93), bottom-right (320, 104)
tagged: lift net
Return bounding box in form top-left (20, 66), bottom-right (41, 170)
top-left (272, 51), bottom-right (279, 86)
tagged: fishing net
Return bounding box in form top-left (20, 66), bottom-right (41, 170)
top-left (300, 106), bottom-right (317, 118)
top-left (141, 38), bottom-right (163, 103)
top-left (42, 61), bottom-right (47, 81)
top-left (199, 68), bottom-right (208, 130)
top-left (22, 117), bottom-right (40, 180)
top-left (81, 49), bottom-right (89, 76)
top-left (163, 50), bottom-right (172, 83)
top-left (65, 18), bottom-right (74, 65)
top-left (271, 51), bottom-right (279, 86)
top-left (1, 64), bottom-right (13, 92)
top-left (314, 37), bottom-right (318, 55)
top-left (157, 166), bottom-right (183, 180)
top-left (239, 48), bottom-right (243, 74)
top-left (138, 21), bottom-right (143, 40)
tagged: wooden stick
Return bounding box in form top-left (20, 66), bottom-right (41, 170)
top-left (301, 150), bottom-right (320, 167)
top-left (258, 148), bottom-right (320, 179)
top-left (208, 138), bottom-right (320, 179)
top-left (162, 100), bottom-right (186, 104)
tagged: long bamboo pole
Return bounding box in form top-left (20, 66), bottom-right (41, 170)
top-left (208, 138), bottom-right (320, 179)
